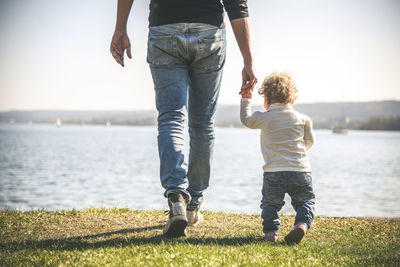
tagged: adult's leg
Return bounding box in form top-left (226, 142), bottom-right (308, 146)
top-left (147, 25), bottom-right (191, 202)
top-left (186, 26), bottom-right (226, 210)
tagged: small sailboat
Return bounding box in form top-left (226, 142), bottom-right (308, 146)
top-left (55, 118), bottom-right (62, 127)
top-left (332, 109), bottom-right (350, 134)
top-left (332, 126), bottom-right (348, 134)
top-left (332, 118), bottom-right (349, 134)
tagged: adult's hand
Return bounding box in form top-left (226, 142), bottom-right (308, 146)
top-left (240, 63), bottom-right (257, 95)
top-left (242, 64), bottom-right (257, 87)
top-left (111, 0), bottom-right (134, 67)
top-left (110, 30), bottom-right (132, 67)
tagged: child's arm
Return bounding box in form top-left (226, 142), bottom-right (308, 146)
top-left (304, 117), bottom-right (315, 150)
top-left (240, 84), bottom-right (263, 129)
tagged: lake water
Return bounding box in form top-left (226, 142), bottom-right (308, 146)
top-left (0, 124), bottom-right (399, 217)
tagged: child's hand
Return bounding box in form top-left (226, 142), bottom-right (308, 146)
top-left (239, 82), bottom-right (254, 99)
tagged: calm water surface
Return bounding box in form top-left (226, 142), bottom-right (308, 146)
top-left (0, 124), bottom-right (399, 217)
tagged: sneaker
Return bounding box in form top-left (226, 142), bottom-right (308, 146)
top-left (163, 193), bottom-right (188, 237)
top-left (284, 223), bottom-right (308, 244)
top-left (187, 209), bottom-right (203, 226)
top-left (264, 231), bottom-right (279, 242)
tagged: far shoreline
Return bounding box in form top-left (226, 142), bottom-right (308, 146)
top-left (1, 122), bottom-right (400, 131)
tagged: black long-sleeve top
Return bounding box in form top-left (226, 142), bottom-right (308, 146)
top-left (148, 0), bottom-right (249, 28)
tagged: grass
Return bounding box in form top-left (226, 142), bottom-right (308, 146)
top-left (0, 208), bottom-right (399, 266)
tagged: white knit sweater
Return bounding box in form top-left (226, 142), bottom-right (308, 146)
top-left (240, 98), bottom-right (314, 172)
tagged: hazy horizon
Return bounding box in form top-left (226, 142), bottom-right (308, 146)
top-left (0, 99), bottom-right (399, 113)
top-left (1, 0), bottom-right (399, 111)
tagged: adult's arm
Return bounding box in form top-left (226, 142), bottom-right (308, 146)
top-left (230, 17), bottom-right (257, 89)
top-left (110, 0), bottom-right (134, 67)
top-left (223, 0), bottom-right (256, 88)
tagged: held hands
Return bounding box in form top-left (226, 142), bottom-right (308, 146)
top-left (110, 30), bottom-right (132, 67)
top-left (240, 82), bottom-right (255, 99)
top-left (239, 64), bottom-right (257, 99)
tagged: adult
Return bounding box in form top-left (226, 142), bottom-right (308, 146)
top-left (111, 0), bottom-right (257, 237)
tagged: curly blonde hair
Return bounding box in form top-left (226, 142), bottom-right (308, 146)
top-left (258, 72), bottom-right (298, 105)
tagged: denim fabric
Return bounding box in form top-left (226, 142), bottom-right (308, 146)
top-left (147, 23), bottom-right (226, 210)
top-left (261, 171), bottom-right (315, 233)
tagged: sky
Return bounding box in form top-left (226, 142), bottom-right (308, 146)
top-left (0, 0), bottom-right (399, 111)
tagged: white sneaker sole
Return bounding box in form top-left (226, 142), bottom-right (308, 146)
top-left (187, 210), bottom-right (203, 227)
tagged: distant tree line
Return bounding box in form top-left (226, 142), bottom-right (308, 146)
top-left (357, 117), bottom-right (400, 131)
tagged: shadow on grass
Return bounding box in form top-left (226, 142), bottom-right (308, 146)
top-left (0, 224), bottom-right (284, 252)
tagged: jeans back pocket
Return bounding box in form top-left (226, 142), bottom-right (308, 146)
top-left (194, 35), bottom-right (226, 71)
top-left (147, 35), bottom-right (179, 66)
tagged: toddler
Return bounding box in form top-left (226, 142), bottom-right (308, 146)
top-left (240, 72), bottom-right (315, 244)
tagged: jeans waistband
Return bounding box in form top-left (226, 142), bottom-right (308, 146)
top-left (149, 23), bottom-right (223, 33)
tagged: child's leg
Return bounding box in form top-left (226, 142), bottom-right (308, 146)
top-left (287, 172), bottom-right (315, 228)
top-left (261, 172), bottom-right (286, 233)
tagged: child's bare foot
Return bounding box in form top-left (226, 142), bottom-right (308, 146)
top-left (264, 231), bottom-right (279, 242)
top-left (284, 223), bottom-right (308, 244)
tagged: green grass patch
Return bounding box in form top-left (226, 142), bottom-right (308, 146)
top-left (0, 209), bottom-right (399, 266)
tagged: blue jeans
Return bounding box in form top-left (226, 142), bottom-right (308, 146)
top-left (147, 23), bottom-right (226, 210)
top-left (261, 172), bottom-right (315, 233)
